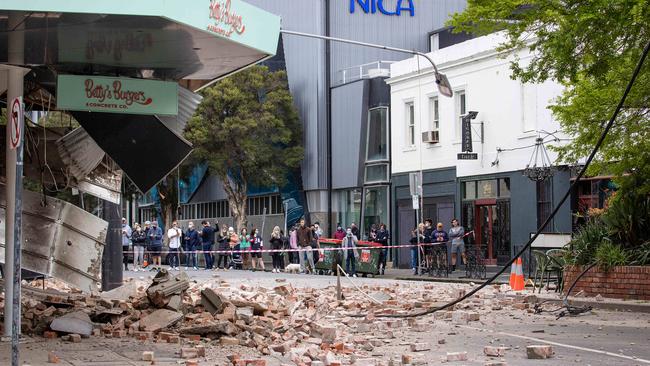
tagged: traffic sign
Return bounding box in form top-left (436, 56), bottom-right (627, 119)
top-left (457, 152), bottom-right (478, 160)
top-left (9, 97), bottom-right (22, 150)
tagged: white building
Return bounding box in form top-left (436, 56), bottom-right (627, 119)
top-left (386, 33), bottom-right (574, 268)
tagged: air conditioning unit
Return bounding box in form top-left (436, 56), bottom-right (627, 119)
top-left (422, 130), bottom-right (440, 144)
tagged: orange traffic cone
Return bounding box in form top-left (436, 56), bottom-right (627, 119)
top-left (513, 257), bottom-right (525, 291)
top-left (509, 259), bottom-right (518, 289)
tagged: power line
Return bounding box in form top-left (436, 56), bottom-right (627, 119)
top-left (375, 38), bottom-right (650, 319)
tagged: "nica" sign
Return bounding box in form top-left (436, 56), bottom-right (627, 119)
top-left (349, 0), bottom-right (415, 17)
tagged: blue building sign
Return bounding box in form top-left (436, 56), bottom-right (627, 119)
top-left (349, 0), bottom-right (415, 17)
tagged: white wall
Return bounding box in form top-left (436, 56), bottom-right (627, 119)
top-left (388, 33), bottom-right (568, 178)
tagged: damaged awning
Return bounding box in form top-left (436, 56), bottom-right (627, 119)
top-left (0, 185), bottom-right (107, 292)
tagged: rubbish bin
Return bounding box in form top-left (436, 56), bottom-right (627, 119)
top-left (315, 239), bottom-right (342, 275)
top-left (355, 241), bottom-right (382, 276)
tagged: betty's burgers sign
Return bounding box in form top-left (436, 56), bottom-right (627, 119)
top-left (56, 75), bottom-right (178, 116)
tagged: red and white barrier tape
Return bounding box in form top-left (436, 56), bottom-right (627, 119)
top-left (122, 231), bottom-right (474, 255)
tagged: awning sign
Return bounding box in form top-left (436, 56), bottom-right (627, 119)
top-left (56, 75), bottom-right (178, 116)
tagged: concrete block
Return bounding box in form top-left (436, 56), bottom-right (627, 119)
top-left (526, 345), bottom-right (554, 359)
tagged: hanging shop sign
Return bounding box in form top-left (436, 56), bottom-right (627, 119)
top-left (208, 0), bottom-right (246, 38)
top-left (56, 75), bottom-right (178, 116)
top-left (349, 0), bottom-right (415, 17)
top-left (457, 152), bottom-right (478, 160)
top-left (461, 116), bottom-right (473, 153)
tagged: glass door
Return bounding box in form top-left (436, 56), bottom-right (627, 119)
top-left (475, 204), bottom-right (497, 265)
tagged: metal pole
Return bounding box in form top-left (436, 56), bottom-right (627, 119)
top-left (11, 96), bottom-right (24, 366)
top-left (336, 265), bottom-right (342, 301)
top-left (279, 29), bottom-right (451, 89)
top-left (4, 12), bottom-right (24, 342)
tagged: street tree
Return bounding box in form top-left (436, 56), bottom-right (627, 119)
top-left (450, 1), bottom-right (650, 192)
top-left (185, 66), bottom-right (303, 230)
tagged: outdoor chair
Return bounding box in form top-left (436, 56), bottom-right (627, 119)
top-left (531, 249), bottom-right (552, 293)
top-left (546, 249), bottom-right (566, 293)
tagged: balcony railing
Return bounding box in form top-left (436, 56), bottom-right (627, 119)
top-left (337, 61), bottom-right (394, 86)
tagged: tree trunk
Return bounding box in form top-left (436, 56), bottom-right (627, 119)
top-left (221, 174), bottom-right (247, 231)
top-left (156, 175), bottom-right (178, 233)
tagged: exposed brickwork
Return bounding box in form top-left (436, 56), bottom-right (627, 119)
top-left (564, 266), bottom-right (650, 300)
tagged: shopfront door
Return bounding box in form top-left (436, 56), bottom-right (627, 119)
top-left (473, 199), bottom-right (511, 265)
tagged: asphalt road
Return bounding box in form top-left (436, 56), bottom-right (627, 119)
top-left (4, 267), bottom-right (648, 365)
top-left (124, 267), bottom-right (650, 366)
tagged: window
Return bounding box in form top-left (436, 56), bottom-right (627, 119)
top-left (537, 178), bottom-right (554, 230)
top-left (463, 181), bottom-right (476, 200)
top-left (456, 90), bottom-right (466, 139)
top-left (429, 33), bottom-right (439, 52)
top-left (498, 178), bottom-right (511, 198)
top-left (430, 97), bottom-right (439, 132)
top-left (365, 164), bottom-right (389, 184)
top-left (362, 186), bottom-right (389, 238)
top-left (477, 179), bottom-right (497, 199)
top-left (366, 107), bottom-right (388, 161)
top-left (333, 189), bottom-right (361, 228)
top-left (406, 102), bottom-right (415, 147)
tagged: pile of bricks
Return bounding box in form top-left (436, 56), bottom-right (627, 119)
top-left (9, 273), bottom-right (538, 365)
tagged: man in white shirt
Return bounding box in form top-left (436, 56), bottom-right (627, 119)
top-left (167, 220), bottom-right (182, 270)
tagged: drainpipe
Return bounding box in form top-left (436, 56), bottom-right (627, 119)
top-left (325, 0), bottom-right (333, 237)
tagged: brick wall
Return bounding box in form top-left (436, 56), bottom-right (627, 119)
top-left (563, 266), bottom-right (650, 300)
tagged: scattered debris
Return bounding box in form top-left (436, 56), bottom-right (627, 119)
top-left (49, 311), bottom-right (93, 336)
top-left (527, 345), bottom-right (554, 359)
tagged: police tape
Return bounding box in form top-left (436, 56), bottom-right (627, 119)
top-left (122, 231), bottom-right (474, 255)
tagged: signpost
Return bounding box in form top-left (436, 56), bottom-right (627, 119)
top-left (10, 96), bottom-right (24, 366)
top-left (56, 75), bottom-right (179, 116)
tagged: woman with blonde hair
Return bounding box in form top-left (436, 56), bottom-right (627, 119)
top-left (270, 226), bottom-right (283, 273)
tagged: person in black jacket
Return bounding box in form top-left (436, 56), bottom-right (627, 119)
top-left (184, 222), bottom-right (200, 270)
top-left (376, 223), bottom-right (390, 275)
top-left (200, 221), bottom-right (215, 270)
top-left (131, 223), bottom-right (147, 271)
top-left (269, 226), bottom-right (284, 273)
top-left (216, 226), bottom-right (230, 270)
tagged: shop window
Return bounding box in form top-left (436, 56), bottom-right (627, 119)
top-left (463, 181), bottom-right (476, 200)
top-left (406, 102), bottom-right (415, 147)
top-left (498, 178), bottom-right (511, 198)
top-left (367, 107), bottom-right (388, 161)
top-left (537, 178), bottom-right (554, 230)
top-left (334, 189), bottom-right (361, 228)
top-left (477, 180), bottom-right (497, 199)
top-left (362, 186), bottom-right (389, 239)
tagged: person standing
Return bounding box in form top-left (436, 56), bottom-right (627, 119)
top-left (167, 220), bottom-right (182, 270)
top-left (200, 221), bottom-right (215, 270)
top-left (410, 223), bottom-right (425, 275)
top-left (270, 226), bottom-right (283, 273)
top-left (240, 227), bottom-right (251, 270)
top-left (228, 227), bottom-right (240, 270)
top-left (184, 222), bottom-right (200, 270)
top-left (342, 227), bottom-right (359, 277)
top-left (350, 222), bottom-right (360, 238)
top-left (121, 218), bottom-right (132, 271)
top-left (216, 226), bottom-right (230, 270)
top-left (297, 219), bottom-right (315, 274)
top-left (143, 221), bottom-right (152, 269)
top-left (310, 223), bottom-right (320, 267)
top-left (333, 224), bottom-right (346, 240)
top-left (148, 220), bottom-right (163, 271)
top-left (432, 222), bottom-right (450, 269)
top-left (289, 226), bottom-right (299, 264)
top-left (249, 228), bottom-right (265, 271)
top-left (132, 223), bottom-right (146, 271)
top-left (448, 219), bottom-right (466, 272)
top-left (376, 223), bottom-right (390, 275)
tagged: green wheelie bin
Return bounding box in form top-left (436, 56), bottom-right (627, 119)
top-left (354, 240), bottom-right (382, 277)
top-left (315, 239), bottom-right (342, 275)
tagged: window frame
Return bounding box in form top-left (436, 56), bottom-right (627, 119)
top-left (405, 101), bottom-right (415, 148)
top-left (455, 89), bottom-right (466, 140)
top-left (366, 106), bottom-right (390, 163)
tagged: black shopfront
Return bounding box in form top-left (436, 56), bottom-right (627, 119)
top-left (460, 178), bottom-right (512, 265)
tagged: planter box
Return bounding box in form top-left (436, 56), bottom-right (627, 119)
top-left (564, 265), bottom-right (650, 300)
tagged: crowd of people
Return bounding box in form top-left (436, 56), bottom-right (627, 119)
top-left (409, 218), bottom-right (466, 275)
top-left (120, 217), bottom-right (392, 276)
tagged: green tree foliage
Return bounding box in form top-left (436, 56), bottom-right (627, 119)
top-left (184, 66), bottom-right (303, 229)
top-left (450, 1), bottom-right (650, 190)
